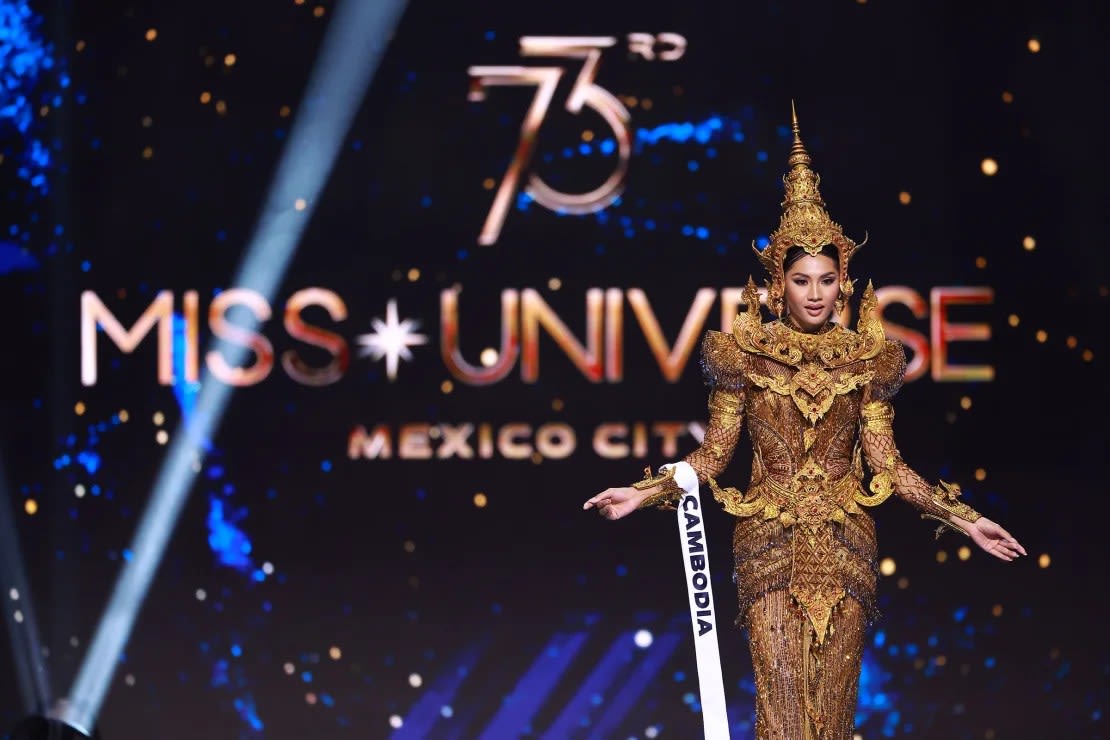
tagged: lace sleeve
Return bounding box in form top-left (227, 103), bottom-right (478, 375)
top-left (858, 341), bottom-right (981, 535)
top-left (635, 331), bottom-right (746, 508)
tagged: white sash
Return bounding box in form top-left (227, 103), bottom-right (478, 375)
top-left (663, 462), bottom-right (731, 740)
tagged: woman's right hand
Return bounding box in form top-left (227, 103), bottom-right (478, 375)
top-left (583, 486), bottom-right (644, 520)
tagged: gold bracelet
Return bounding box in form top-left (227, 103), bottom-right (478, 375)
top-left (921, 513), bottom-right (971, 540)
top-left (630, 466), bottom-right (681, 509)
top-left (930, 480), bottom-right (982, 523)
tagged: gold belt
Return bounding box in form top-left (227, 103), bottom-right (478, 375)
top-left (709, 460), bottom-right (889, 527)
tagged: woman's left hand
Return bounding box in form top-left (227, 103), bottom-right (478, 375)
top-left (966, 517), bottom-right (1027, 562)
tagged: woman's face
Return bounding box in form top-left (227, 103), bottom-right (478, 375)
top-left (783, 253), bottom-right (840, 331)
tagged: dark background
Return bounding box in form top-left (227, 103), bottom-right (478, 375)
top-left (1, 0), bottom-right (1106, 738)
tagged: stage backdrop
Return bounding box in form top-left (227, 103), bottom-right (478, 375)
top-left (2, 0), bottom-right (1106, 738)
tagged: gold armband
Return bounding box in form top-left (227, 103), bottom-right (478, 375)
top-left (707, 390), bottom-right (741, 428)
top-left (860, 400), bottom-right (894, 435)
top-left (630, 465), bottom-right (682, 509)
top-left (929, 480), bottom-right (982, 524)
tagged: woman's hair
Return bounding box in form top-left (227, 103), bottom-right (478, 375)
top-left (784, 244), bottom-right (839, 271)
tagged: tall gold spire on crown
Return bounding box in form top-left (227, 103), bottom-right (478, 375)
top-left (753, 102), bottom-right (866, 317)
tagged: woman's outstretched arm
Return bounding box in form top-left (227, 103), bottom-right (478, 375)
top-left (584, 331), bottom-right (745, 518)
top-left (859, 341), bottom-right (1026, 561)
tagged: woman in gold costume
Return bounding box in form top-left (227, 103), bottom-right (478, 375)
top-left (583, 107), bottom-right (1026, 738)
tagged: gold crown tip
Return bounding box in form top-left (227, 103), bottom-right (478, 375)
top-left (787, 101), bottom-right (808, 164)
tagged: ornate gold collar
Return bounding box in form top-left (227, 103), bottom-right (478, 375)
top-left (731, 278), bottom-right (885, 368)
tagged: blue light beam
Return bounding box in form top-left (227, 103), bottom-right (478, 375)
top-left (392, 642), bottom-right (486, 739)
top-left (540, 630), bottom-right (639, 738)
top-left (478, 632), bottom-right (589, 739)
top-left (0, 459), bottom-right (52, 715)
top-left (588, 631), bottom-right (682, 738)
top-left (61, 0), bottom-right (410, 731)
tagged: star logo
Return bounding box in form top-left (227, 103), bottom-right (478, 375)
top-left (356, 300), bottom-right (428, 381)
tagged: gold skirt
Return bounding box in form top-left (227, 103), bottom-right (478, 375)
top-left (733, 511), bottom-right (877, 739)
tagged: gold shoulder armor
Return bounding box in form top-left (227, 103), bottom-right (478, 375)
top-left (870, 340), bottom-right (908, 401)
top-left (699, 329), bottom-right (745, 391)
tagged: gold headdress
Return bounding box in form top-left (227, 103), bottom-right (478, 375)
top-left (753, 102), bottom-right (867, 316)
